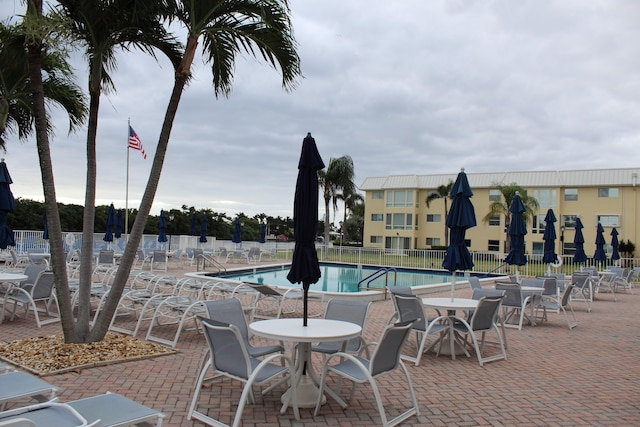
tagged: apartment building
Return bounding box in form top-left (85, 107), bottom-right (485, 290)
top-left (360, 168), bottom-right (640, 258)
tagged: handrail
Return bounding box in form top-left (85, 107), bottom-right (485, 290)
top-left (198, 253), bottom-right (226, 275)
top-left (358, 267), bottom-right (397, 292)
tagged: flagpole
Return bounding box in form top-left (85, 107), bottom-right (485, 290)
top-left (125, 118), bottom-right (130, 240)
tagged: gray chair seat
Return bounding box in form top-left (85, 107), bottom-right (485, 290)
top-left (67, 392), bottom-right (165, 427)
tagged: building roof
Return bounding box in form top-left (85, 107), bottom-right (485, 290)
top-left (359, 167), bottom-right (640, 190)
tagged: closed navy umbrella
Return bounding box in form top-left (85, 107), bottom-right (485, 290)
top-left (158, 209), bottom-right (168, 245)
top-left (103, 203), bottom-right (115, 245)
top-left (611, 228), bottom-right (620, 262)
top-left (42, 211), bottom-right (49, 240)
top-left (232, 218), bottom-right (242, 245)
top-left (199, 214), bottom-right (208, 243)
top-left (259, 222), bottom-right (267, 244)
top-left (115, 209), bottom-right (123, 239)
top-left (505, 192), bottom-right (528, 278)
top-left (190, 213), bottom-right (197, 236)
top-left (593, 222), bottom-right (606, 265)
top-left (573, 217), bottom-right (588, 264)
top-left (0, 159), bottom-right (16, 249)
top-left (542, 208), bottom-right (558, 273)
top-left (442, 169), bottom-right (476, 301)
top-left (287, 133), bottom-right (325, 326)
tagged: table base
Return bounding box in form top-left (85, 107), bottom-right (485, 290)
top-left (434, 337), bottom-right (467, 356)
top-left (281, 375), bottom-right (326, 409)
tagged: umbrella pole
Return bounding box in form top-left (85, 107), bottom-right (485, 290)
top-left (303, 285), bottom-right (309, 327)
top-left (451, 271), bottom-right (457, 302)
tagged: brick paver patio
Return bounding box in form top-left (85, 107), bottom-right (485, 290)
top-left (1, 265), bottom-right (638, 426)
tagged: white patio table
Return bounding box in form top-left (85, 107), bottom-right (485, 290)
top-left (422, 297), bottom-right (478, 359)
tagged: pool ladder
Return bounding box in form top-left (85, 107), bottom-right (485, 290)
top-left (358, 267), bottom-right (397, 294)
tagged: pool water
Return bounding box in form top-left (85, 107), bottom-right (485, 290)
top-left (220, 264), bottom-right (455, 293)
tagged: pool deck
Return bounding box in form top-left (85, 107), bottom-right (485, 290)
top-left (1, 262), bottom-right (639, 426)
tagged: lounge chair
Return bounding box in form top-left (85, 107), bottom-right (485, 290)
top-left (67, 392), bottom-right (165, 427)
top-left (0, 371), bottom-right (58, 411)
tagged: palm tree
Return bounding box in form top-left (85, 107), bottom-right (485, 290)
top-left (482, 183), bottom-right (540, 252)
top-left (91, 0), bottom-right (301, 340)
top-left (49, 0), bottom-right (183, 343)
top-left (318, 155), bottom-right (356, 245)
top-left (426, 180), bottom-right (453, 246)
top-left (336, 187), bottom-right (363, 243)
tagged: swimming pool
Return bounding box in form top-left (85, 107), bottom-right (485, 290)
top-left (216, 263), bottom-right (456, 293)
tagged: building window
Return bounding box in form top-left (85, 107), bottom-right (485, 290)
top-left (532, 242), bottom-right (544, 255)
top-left (562, 215), bottom-right (577, 228)
top-left (426, 214), bottom-right (441, 222)
top-left (426, 238), bottom-right (440, 247)
top-left (386, 190), bottom-right (414, 207)
top-left (371, 191), bottom-right (384, 200)
top-left (489, 189), bottom-right (501, 201)
top-left (488, 240), bottom-right (500, 252)
top-left (598, 215), bottom-right (620, 227)
top-left (598, 188), bottom-right (619, 198)
top-left (564, 188), bottom-right (578, 201)
top-left (488, 215), bottom-right (500, 226)
top-left (532, 215), bottom-right (545, 234)
top-left (371, 213), bottom-right (383, 222)
top-left (385, 213), bottom-right (413, 230)
top-left (531, 189), bottom-right (557, 209)
top-left (370, 236), bottom-right (383, 244)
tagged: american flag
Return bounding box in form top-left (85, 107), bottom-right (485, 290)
top-left (128, 126), bottom-right (146, 159)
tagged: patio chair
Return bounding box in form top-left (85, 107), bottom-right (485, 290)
top-left (1, 271), bottom-right (59, 328)
top-left (259, 248), bottom-right (277, 262)
top-left (311, 299), bottom-right (371, 357)
top-left (608, 267), bottom-right (633, 294)
top-left (0, 371), bottom-right (58, 411)
top-left (393, 294), bottom-right (450, 366)
top-left (67, 392), bottom-right (165, 427)
top-left (386, 286), bottom-right (414, 323)
top-left (7, 250), bottom-right (29, 270)
top-left (236, 282), bottom-right (307, 321)
top-left (204, 298), bottom-right (283, 358)
top-left (535, 283), bottom-right (578, 329)
top-left (471, 288), bottom-right (508, 349)
top-left (92, 250), bottom-right (114, 281)
top-left (150, 250), bottom-right (168, 272)
top-left (188, 318), bottom-right (293, 427)
top-left (313, 320), bottom-right (419, 427)
top-left (467, 276), bottom-right (483, 291)
top-left (452, 296), bottom-right (507, 366)
top-left (594, 270), bottom-right (617, 301)
top-left (570, 271), bottom-right (593, 312)
top-left (0, 401), bottom-right (100, 427)
top-left (494, 282), bottom-right (535, 330)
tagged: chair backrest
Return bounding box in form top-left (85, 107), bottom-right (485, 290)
top-left (469, 296), bottom-right (503, 331)
top-left (9, 249), bottom-right (18, 265)
top-left (468, 277), bottom-right (482, 290)
top-left (494, 282), bottom-right (523, 307)
top-left (136, 250), bottom-right (146, 261)
top-left (193, 248), bottom-right (204, 259)
top-left (23, 264), bottom-right (47, 285)
top-left (561, 283), bottom-right (574, 307)
top-left (323, 299), bottom-right (371, 352)
top-left (219, 248), bottom-right (228, 256)
top-left (535, 276), bottom-right (558, 296)
top-left (153, 250), bottom-right (166, 262)
top-left (571, 271), bottom-right (591, 289)
top-left (369, 320), bottom-right (414, 377)
top-left (31, 271), bottom-right (55, 300)
top-left (393, 295), bottom-right (426, 331)
top-left (204, 298), bottom-right (250, 343)
top-left (200, 317), bottom-right (251, 379)
top-left (472, 288), bottom-right (505, 300)
top-left (521, 277), bottom-right (544, 288)
top-left (98, 250), bottom-right (114, 264)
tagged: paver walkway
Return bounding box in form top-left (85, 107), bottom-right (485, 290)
top-left (1, 265), bottom-right (639, 426)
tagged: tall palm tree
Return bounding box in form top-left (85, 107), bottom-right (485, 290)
top-left (318, 155), bottom-right (355, 245)
top-left (426, 180), bottom-right (453, 246)
top-left (92, 0), bottom-right (301, 340)
top-left (336, 187), bottom-right (363, 243)
top-left (50, 0), bottom-right (183, 343)
top-left (482, 183), bottom-right (540, 252)
top-left (0, 22), bottom-right (87, 148)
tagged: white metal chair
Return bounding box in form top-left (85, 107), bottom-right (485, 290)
top-left (313, 320), bottom-right (419, 427)
top-left (188, 317), bottom-right (293, 427)
top-left (494, 282), bottom-right (535, 329)
top-left (150, 250), bottom-right (168, 272)
top-left (535, 283), bottom-right (578, 329)
top-left (1, 270), bottom-right (59, 328)
top-left (0, 370), bottom-right (58, 411)
top-left (311, 299), bottom-right (371, 357)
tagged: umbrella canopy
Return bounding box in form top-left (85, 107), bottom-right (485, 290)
top-left (593, 222), bottom-right (607, 263)
top-left (103, 203), bottom-right (115, 243)
top-left (611, 228), bottom-right (620, 261)
top-left (232, 218), bottom-right (242, 244)
top-left (287, 133), bottom-right (325, 326)
top-left (42, 211), bottom-right (49, 240)
top-left (259, 222), bottom-right (267, 244)
top-left (115, 209), bottom-right (123, 239)
top-left (504, 192), bottom-right (528, 270)
top-left (542, 208), bottom-right (558, 265)
top-left (190, 213), bottom-right (197, 236)
top-left (199, 213), bottom-right (208, 243)
top-left (573, 217), bottom-right (588, 264)
top-left (442, 169), bottom-right (476, 301)
top-left (158, 209), bottom-right (168, 243)
top-left (0, 159), bottom-right (16, 249)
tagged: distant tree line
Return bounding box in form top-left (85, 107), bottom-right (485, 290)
top-left (9, 198), bottom-right (299, 241)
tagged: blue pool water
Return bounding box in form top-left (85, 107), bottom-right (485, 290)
top-left (219, 264), bottom-right (456, 293)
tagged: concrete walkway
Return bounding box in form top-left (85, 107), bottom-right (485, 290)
top-left (1, 267), bottom-right (639, 426)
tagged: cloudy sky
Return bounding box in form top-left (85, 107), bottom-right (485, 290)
top-left (3, 0), bottom-right (640, 222)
